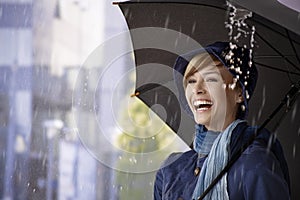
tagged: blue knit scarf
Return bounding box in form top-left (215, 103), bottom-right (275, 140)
top-left (193, 124), bottom-right (220, 157)
top-left (192, 119), bottom-right (245, 200)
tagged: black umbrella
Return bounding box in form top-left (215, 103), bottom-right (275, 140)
top-left (114, 0), bottom-right (300, 198)
top-left (114, 0), bottom-right (300, 140)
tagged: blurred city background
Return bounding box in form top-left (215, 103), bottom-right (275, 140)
top-left (0, 0), bottom-right (188, 199)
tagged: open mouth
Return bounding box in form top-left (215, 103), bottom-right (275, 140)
top-left (193, 100), bottom-right (213, 111)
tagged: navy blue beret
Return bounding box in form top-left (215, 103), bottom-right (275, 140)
top-left (173, 41), bottom-right (258, 119)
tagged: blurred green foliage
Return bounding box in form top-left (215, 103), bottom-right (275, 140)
top-left (114, 93), bottom-right (178, 199)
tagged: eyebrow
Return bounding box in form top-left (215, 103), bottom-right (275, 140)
top-left (201, 71), bottom-right (220, 76)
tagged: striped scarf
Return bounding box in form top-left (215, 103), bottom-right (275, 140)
top-left (192, 119), bottom-right (245, 200)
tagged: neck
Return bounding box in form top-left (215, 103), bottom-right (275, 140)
top-left (193, 124), bottom-right (220, 154)
top-left (205, 116), bottom-right (237, 132)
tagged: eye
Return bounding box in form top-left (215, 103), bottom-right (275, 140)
top-left (204, 72), bottom-right (222, 82)
top-left (205, 76), bottom-right (219, 82)
top-left (205, 78), bottom-right (218, 82)
top-left (187, 78), bottom-right (196, 84)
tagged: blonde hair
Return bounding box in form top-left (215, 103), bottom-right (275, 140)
top-left (183, 53), bottom-right (222, 88)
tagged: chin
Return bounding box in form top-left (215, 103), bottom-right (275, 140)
top-left (194, 116), bottom-right (210, 126)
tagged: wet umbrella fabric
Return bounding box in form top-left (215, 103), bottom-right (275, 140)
top-left (115, 0), bottom-right (300, 145)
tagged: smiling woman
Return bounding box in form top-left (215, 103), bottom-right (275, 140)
top-left (184, 54), bottom-right (243, 132)
top-left (153, 42), bottom-right (290, 200)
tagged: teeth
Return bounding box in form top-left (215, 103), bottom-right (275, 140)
top-left (197, 107), bottom-right (210, 111)
top-left (193, 100), bottom-right (213, 107)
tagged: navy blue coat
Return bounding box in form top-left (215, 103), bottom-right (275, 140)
top-left (154, 122), bottom-right (290, 200)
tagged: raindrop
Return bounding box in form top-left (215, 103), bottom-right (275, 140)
top-left (257, 86), bottom-right (266, 119)
top-left (297, 126), bottom-right (300, 136)
top-left (238, 181), bottom-right (242, 190)
top-left (174, 37), bottom-right (179, 48)
top-left (241, 105), bottom-right (246, 111)
top-left (222, 83), bottom-right (227, 89)
top-left (291, 101), bottom-right (298, 123)
top-left (245, 90), bottom-right (250, 99)
top-left (233, 32), bottom-right (241, 41)
top-left (293, 144), bottom-right (296, 158)
top-left (164, 15), bottom-right (170, 28)
top-left (192, 22), bottom-right (197, 34)
top-left (271, 162), bottom-right (275, 173)
top-left (167, 96), bottom-right (171, 106)
top-left (251, 115), bottom-right (256, 126)
top-left (229, 82), bottom-right (236, 90)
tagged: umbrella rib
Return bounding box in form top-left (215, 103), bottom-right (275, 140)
top-left (251, 16), bottom-right (300, 46)
top-left (255, 31), bottom-right (300, 73)
top-left (254, 61), bottom-right (300, 76)
top-left (286, 29), bottom-right (300, 66)
top-left (255, 55), bottom-right (297, 58)
top-left (198, 83), bottom-right (300, 200)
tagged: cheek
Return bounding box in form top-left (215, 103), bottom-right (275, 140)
top-left (207, 85), bottom-right (226, 101)
top-left (185, 85), bottom-right (194, 97)
top-left (224, 90), bottom-right (239, 107)
top-left (185, 87), bottom-right (198, 113)
top-left (185, 88), bottom-right (192, 103)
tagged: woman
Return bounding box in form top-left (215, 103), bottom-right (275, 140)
top-left (153, 42), bottom-right (290, 200)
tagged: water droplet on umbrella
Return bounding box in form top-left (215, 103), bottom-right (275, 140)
top-left (225, 1), bottom-right (255, 69)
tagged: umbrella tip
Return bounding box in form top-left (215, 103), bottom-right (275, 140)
top-left (130, 91), bottom-right (140, 97)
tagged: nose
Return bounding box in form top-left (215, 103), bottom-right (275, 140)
top-left (192, 80), bottom-right (206, 94)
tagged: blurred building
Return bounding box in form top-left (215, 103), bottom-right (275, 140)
top-left (0, 0), bottom-right (33, 199)
top-left (0, 0), bottom-right (127, 199)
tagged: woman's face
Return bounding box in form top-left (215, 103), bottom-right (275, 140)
top-left (185, 60), bottom-right (243, 131)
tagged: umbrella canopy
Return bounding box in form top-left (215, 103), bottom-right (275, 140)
top-left (115, 0), bottom-right (300, 141)
top-left (115, 0), bottom-right (300, 197)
